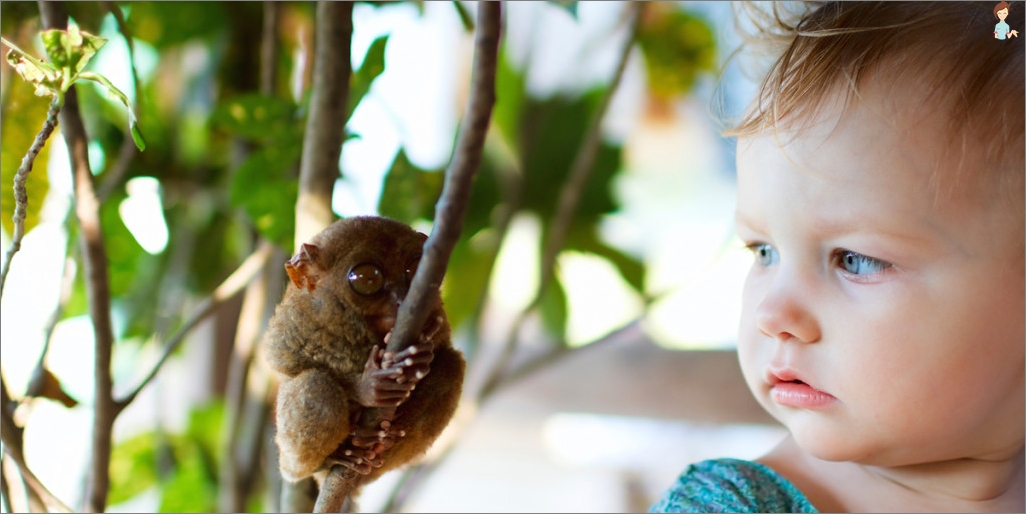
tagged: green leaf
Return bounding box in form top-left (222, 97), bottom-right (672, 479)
top-left (347, 36), bottom-right (389, 122)
top-left (441, 233), bottom-right (495, 331)
top-left (0, 79), bottom-right (52, 237)
top-left (564, 224), bottom-right (645, 294)
top-left (452, 1), bottom-right (475, 31)
top-left (519, 90), bottom-right (622, 225)
top-left (40, 25), bottom-right (106, 79)
top-left (230, 144), bottom-right (300, 249)
top-left (213, 93), bottom-right (302, 144)
top-left (108, 432), bottom-right (159, 505)
top-left (77, 71), bottom-right (145, 150)
top-left (493, 44), bottom-right (526, 155)
top-left (538, 275), bottom-right (568, 341)
top-left (377, 149), bottom-right (444, 224)
top-left (637, 8), bottom-right (716, 98)
top-left (2, 37), bottom-right (61, 97)
top-left (158, 401), bottom-right (223, 512)
top-left (547, 1), bottom-right (579, 19)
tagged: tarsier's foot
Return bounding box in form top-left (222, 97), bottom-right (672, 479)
top-left (325, 441), bottom-right (377, 475)
top-left (326, 420), bottom-right (407, 474)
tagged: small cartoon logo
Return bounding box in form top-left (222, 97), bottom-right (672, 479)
top-left (994, 1), bottom-right (1019, 39)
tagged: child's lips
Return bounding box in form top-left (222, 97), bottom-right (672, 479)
top-left (767, 369), bottom-right (837, 408)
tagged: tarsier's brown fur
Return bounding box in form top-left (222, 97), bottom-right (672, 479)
top-left (264, 216), bottom-right (465, 495)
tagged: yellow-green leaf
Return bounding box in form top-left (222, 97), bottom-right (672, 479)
top-left (1, 79), bottom-right (52, 237)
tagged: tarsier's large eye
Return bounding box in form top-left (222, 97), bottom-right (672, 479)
top-left (405, 256), bottom-right (421, 285)
top-left (348, 263), bottom-right (384, 296)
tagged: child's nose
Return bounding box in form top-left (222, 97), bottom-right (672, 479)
top-left (754, 277), bottom-right (821, 344)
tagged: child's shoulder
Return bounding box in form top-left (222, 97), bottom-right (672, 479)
top-left (649, 458), bottom-right (818, 513)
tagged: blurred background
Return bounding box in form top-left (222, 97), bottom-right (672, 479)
top-left (0, 1), bottom-right (787, 512)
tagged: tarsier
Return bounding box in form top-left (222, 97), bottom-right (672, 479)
top-left (264, 216), bottom-right (465, 496)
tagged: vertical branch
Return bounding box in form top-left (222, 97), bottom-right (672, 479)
top-left (382, 5), bottom-right (642, 510)
top-left (294, 0), bottom-right (353, 248)
top-left (314, 2), bottom-right (502, 512)
top-left (0, 376), bottom-right (72, 513)
top-left (283, 2), bottom-right (353, 512)
top-left (38, 3), bottom-right (118, 510)
top-left (479, 1), bottom-right (642, 398)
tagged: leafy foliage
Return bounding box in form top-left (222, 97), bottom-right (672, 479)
top-left (108, 401), bottom-right (225, 511)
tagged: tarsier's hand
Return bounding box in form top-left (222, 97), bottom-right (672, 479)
top-left (355, 345), bottom-right (417, 408)
top-left (381, 315), bottom-right (442, 386)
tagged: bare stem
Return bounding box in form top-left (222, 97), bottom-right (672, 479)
top-left (0, 376), bottom-right (72, 513)
top-left (479, 2), bottom-right (642, 397)
top-left (0, 96), bottom-right (61, 301)
top-left (316, 3), bottom-right (502, 512)
top-left (114, 241), bottom-right (274, 413)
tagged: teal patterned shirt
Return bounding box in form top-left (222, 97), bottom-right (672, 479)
top-left (649, 458), bottom-right (818, 513)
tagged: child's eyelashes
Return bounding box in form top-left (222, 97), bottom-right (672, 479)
top-left (742, 242), bottom-right (893, 277)
top-left (744, 242), bottom-right (779, 267)
top-left (833, 250), bottom-right (891, 276)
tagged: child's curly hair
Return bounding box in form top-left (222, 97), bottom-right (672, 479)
top-left (727, 2), bottom-right (1023, 178)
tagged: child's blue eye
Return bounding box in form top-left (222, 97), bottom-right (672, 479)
top-left (837, 250), bottom-right (890, 275)
top-left (746, 243), bottom-right (779, 267)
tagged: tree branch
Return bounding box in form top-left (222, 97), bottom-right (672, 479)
top-left (113, 241), bottom-right (274, 413)
top-left (294, 0), bottom-right (353, 248)
top-left (0, 376), bottom-right (72, 513)
top-left (0, 96), bottom-right (60, 300)
top-left (382, 5), bottom-right (643, 509)
top-left (315, 3), bottom-right (502, 512)
top-left (283, 2), bottom-right (355, 511)
top-left (480, 1), bottom-right (642, 396)
top-left (38, 2), bottom-right (120, 510)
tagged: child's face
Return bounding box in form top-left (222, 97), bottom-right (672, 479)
top-left (734, 87), bottom-right (1024, 467)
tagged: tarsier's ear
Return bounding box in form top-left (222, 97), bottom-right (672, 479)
top-left (285, 243), bottom-right (323, 292)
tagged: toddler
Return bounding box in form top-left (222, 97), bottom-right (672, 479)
top-left (651, 2), bottom-right (1024, 512)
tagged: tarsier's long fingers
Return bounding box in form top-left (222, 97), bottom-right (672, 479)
top-left (341, 421), bottom-right (408, 470)
top-left (356, 345), bottom-right (418, 407)
top-left (326, 444), bottom-right (378, 475)
top-left (350, 420), bottom-right (406, 451)
top-left (382, 342), bottom-right (433, 385)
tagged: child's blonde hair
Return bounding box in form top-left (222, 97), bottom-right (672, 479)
top-left (728, 1), bottom-right (1024, 181)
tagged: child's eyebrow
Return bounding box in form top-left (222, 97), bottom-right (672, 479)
top-left (733, 211), bottom-right (764, 233)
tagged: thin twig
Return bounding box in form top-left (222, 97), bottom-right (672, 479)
top-left (113, 241), bottom-right (275, 413)
top-left (316, 3), bottom-right (502, 512)
top-left (480, 2), bottom-right (642, 396)
top-left (0, 97), bottom-right (61, 301)
top-left (94, 0), bottom-right (141, 201)
top-left (0, 376), bottom-right (72, 513)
